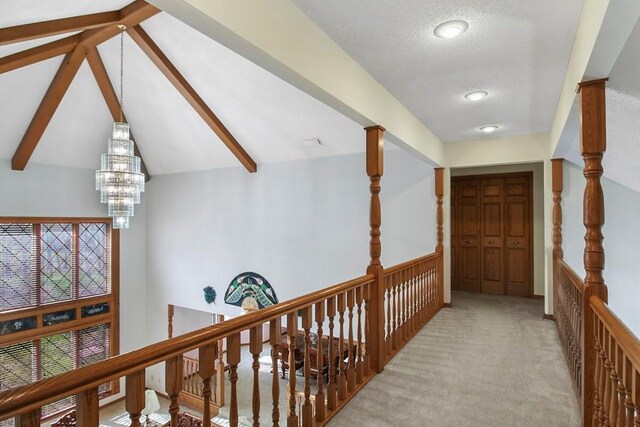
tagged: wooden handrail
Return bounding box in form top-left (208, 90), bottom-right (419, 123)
top-left (556, 257), bottom-right (584, 294)
top-left (383, 252), bottom-right (439, 276)
top-left (589, 296), bottom-right (640, 369)
top-left (0, 273), bottom-right (375, 418)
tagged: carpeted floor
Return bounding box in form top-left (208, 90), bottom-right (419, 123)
top-left (327, 291), bottom-right (581, 427)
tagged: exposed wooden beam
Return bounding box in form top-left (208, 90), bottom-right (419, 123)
top-left (11, 48), bottom-right (85, 171)
top-left (0, 12), bottom-right (119, 46)
top-left (127, 25), bottom-right (258, 173)
top-left (79, 1), bottom-right (160, 49)
top-left (0, 34), bottom-right (79, 75)
top-left (86, 47), bottom-right (151, 181)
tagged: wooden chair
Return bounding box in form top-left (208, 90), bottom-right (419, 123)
top-left (51, 411), bottom-right (76, 427)
top-left (308, 348), bottom-right (329, 380)
top-left (279, 342), bottom-right (304, 379)
top-left (162, 412), bottom-right (203, 427)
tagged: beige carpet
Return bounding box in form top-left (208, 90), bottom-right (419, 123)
top-left (327, 291), bottom-right (581, 427)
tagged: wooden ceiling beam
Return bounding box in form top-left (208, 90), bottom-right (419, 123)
top-left (0, 34), bottom-right (79, 74)
top-left (0, 11), bottom-right (119, 46)
top-left (127, 25), bottom-right (258, 173)
top-left (86, 47), bottom-right (151, 181)
top-left (79, 1), bottom-right (160, 49)
top-left (11, 48), bottom-right (85, 171)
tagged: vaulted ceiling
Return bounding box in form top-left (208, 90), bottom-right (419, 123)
top-left (0, 0), bottom-right (366, 176)
top-left (291, 0), bottom-right (583, 142)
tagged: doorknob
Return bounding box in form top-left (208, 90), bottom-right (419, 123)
top-left (489, 240), bottom-right (495, 244)
top-left (514, 241), bottom-right (520, 245)
top-left (465, 240), bottom-right (472, 244)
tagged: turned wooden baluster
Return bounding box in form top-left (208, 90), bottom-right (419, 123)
top-left (356, 286), bottom-right (364, 384)
top-left (594, 321), bottom-right (604, 423)
top-left (327, 296), bottom-right (337, 411)
top-left (199, 343), bottom-right (216, 427)
top-left (315, 301), bottom-right (326, 422)
top-left (227, 333), bottom-right (241, 427)
top-left (392, 275), bottom-right (398, 351)
top-left (633, 369), bottom-right (640, 426)
top-left (301, 307), bottom-right (313, 427)
top-left (400, 270), bottom-right (406, 344)
top-left (616, 346), bottom-right (627, 427)
top-left (168, 304), bottom-right (174, 338)
top-left (126, 369), bottom-right (146, 427)
top-left (337, 292), bottom-right (347, 401)
top-left (386, 279), bottom-right (391, 356)
top-left (14, 410), bottom-right (40, 427)
top-left (346, 289), bottom-right (356, 393)
top-left (270, 319), bottom-right (282, 427)
top-left (412, 265), bottom-right (418, 332)
top-left (623, 357), bottom-right (634, 427)
top-left (602, 329), bottom-right (612, 427)
top-left (216, 333), bottom-right (225, 407)
top-left (286, 314), bottom-right (299, 427)
top-left (610, 336), bottom-right (620, 427)
top-left (250, 326), bottom-right (263, 427)
top-left (363, 283), bottom-right (371, 377)
top-left (166, 357), bottom-right (183, 427)
top-left (76, 387), bottom-right (99, 427)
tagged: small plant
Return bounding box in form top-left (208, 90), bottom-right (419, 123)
top-left (203, 286), bottom-right (217, 304)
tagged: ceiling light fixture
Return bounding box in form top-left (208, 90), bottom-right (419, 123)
top-left (480, 125), bottom-right (499, 133)
top-left (95, 31), bottom-right (145, 229)
top-left (434, 20), bottom-right (469, 39)
top-left (465, 91), bottom-right (488, 101)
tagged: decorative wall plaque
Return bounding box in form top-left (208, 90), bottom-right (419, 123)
top-left (81, 302), bottom-right (110, 318)
top-left (224, 272), bottom-right (278, 310)
top-left (0, 316), bottom-right (37, 336)
top-left (43, 309), bottom-right (76, 326)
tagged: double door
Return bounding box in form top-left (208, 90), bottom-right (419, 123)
top-left (451, 173), bottom-right (532, 297)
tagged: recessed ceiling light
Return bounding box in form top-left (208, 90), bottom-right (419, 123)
top-left (434, 20), bottom-right (469, 39)
top-left (480, 125), bottom-right (499, 133)
top-left (465, 91), bottom-right (488, 101)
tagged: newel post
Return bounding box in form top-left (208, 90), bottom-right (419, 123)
top-left (551, 158), bottom-right (563, 319)
top-left (435, 167), bottom-right (445, 308)
top-left (578, 78), bottom-right (609, 426)
top-left (365, 125), bottom-right (385, 373)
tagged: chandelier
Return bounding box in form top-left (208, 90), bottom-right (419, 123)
top-left (96, 29), bottom-right (144, 229)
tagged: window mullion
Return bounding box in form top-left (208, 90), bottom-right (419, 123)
top-left (73, 223), bottom-right (79, 301)
top-left (34, 223), bottom-right (41, 307)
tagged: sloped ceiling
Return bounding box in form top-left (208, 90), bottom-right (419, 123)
top-left (0, 1), bottom-right (366, 175)
top-left (560, 16), bottom-right (640, 194)
top-left (292, 0), bottom-right (582, 142)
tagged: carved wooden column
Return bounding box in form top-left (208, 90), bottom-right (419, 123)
top-left (14, 410), bottom-right (41, 427)
top-left (126, 370), bottom-right (145, 427)
top-left (435, 167), bottom-right (444, 307)
top-left (578, 78), bottom-right (609, 426)
top-left (167, 304), bottom-right (174, 338)
top-left (365, 125), bottom-right (385, 373)
top-left (551, 158), bottom-right (563, 322)
top-left (76, 388), bottom-right (99, 427)
top-left (199, 343), bottom-right (217, 427)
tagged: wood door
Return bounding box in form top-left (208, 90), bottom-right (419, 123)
top-left (480, 179), bottom-right (504, 294)
top-left (457, 180), bottom-right (480, 293)
top-left (504, 176), bottom-right (531, 296)
top-left (451, 181), bottom-right (459, 291)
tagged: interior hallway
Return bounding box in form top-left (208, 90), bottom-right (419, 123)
top-left (328, 291), bottom-right (580, 427)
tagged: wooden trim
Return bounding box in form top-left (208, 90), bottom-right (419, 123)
top-left (451, 171), bottom-right (532, 181)
top-left (443, 302), bottom-right (452, 308)
top-left (543, 314), bottom-right (555, 321)
top-left (0, 34), bottom-right (80, 75)
top-left (11, 49), bottom-right (85, 171)
top-left (0, 12), bottom-right (119, 46)
top-left (85, 47), bottom-right (150, 181)
top-left (127, 25), bottom-right (257, 173)
top-left (0, 217), bottom-right (112, 224)
top-left (435, 167), bottom-right (444, 253)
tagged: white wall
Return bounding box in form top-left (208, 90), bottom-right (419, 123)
top-left (0, 160), bottom-right (149, 403)
top-left (563, 161), bottom-right (640, 336)
top-left (144, 146), bottom-right (436, 388)
top-left (451, 163), bottom-right (546, 297)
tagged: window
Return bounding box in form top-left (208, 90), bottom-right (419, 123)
top-left (0, 219), bottom-right (119, 425)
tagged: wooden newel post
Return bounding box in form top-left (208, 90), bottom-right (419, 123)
top-left (578, 78), bottom-right (609, 426)
top-left (551, 158), bottom-right (563, 320)
top-left (435, 167), bottom-right (444, 308)
top-left (365, 125), bottom-right (385, 373)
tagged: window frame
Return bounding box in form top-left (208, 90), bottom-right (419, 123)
top-left (0, 217), bottom-right (120, 417)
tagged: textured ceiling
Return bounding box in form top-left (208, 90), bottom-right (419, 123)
top-left (291, 0), bottom-right (582, 142)
top-left (0, 1), bottom-right (366, 175)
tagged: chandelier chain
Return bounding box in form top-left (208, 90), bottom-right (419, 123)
top-left (119, 32), bottom-right (124, 123)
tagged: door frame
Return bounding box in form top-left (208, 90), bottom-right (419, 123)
top-left (451, 171), bottom-right (535, 297)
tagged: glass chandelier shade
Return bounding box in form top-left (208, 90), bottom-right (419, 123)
top-left (96, 122), bottom-right (145, 229)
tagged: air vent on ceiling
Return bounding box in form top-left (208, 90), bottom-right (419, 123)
top-left (302, 137), bottom-right (322, 146)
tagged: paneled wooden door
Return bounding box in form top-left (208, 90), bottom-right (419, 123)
top-left (451, 173), bottom-right (533, 296)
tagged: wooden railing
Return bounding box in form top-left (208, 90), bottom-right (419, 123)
top-left (589, 296), bottom-right (640, 426)
top-left (383, 253), bottom-right (442, 362)
top-left (0, 251), bottom-right (444, 427)
top-left (555, 257), bottom-right (585, 399)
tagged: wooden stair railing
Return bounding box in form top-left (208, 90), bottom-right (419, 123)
top-left (589, 296), bottom-right (640, 426)
top-left (0, 251), bottom-right (445, 427)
